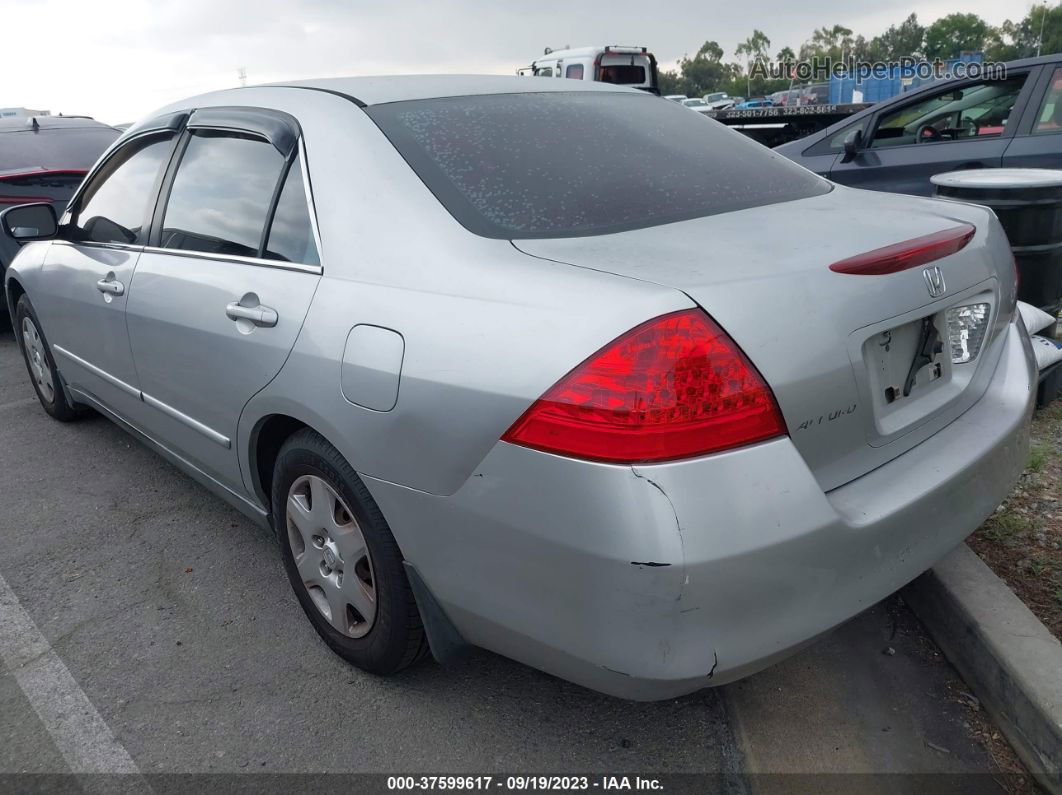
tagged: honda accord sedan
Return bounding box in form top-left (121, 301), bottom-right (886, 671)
top-left (1, 76), bottom-right (1035, 699)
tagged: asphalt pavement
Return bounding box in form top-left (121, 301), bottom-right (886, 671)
top-left (0, 327), bottom-right (1019, 791)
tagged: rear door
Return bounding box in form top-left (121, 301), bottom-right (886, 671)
top-left (125, 108), bottom-right (322, 492)
top-left (34, 129), bottom-right (178, 417)
top-left (1002, 64), bottom-right (1062, 168)
top-left (829, 71), bottom-right (1037, 195)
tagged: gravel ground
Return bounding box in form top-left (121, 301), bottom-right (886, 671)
top-left (969, 398), bottom-right (1062, 640)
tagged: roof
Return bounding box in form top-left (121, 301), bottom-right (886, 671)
top-left (265, 74), bottom-right (638, 106)
top-left (533, 45), bottom-right (650, 60)
top-left (0, 115), bottom-right (115, 134)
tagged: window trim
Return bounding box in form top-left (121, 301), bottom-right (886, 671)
top-left (58, 127), bottom-right (181, 248)
top-left (862, 70), bottom-right (1037, 152)
top-left (1016, 64), bottom-right (1058, 136)
top-left (148, 121), bottom-right (322, 273)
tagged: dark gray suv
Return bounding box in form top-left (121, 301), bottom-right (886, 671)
top-left (776, 55), bottom-right (1062, 195)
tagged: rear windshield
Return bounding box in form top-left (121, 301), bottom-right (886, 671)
top-left (0, 128), bottom-right (118, 172)
top-left (368, 92), bottom-right (829, 239)
top-left (599, 64), bottom-right (646, 84)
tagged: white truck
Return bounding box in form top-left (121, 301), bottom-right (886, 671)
top-left (517, 45), bottom-right (660, 95)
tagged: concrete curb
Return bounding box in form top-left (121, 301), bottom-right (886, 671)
top-left (903, 543), bottom-right (1062, 793)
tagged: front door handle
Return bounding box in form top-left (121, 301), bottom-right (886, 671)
top-left (226, 301), bottom-right (278, 328)
top-left (95, 276), bottom-right (124, 296)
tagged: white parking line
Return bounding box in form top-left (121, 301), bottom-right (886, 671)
top-left (0, 570), bottom-right (140, 775)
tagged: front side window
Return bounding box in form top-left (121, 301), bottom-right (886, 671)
top-left (870, 76), bottom-right (1026, 148)
top-left (533, 67), bottom-right (553, 77)
top-left (368, 91), bottom-right (829, 239)
top-left (1034, 68), bottom-right (1062, 134)
top-left (160, 131), bottom-right (285, 257)
top-left (565, 64), bottom-right (584, 80)
top-left (69, 135), bottom-right (174, 245)
top-left (264, 157), bottom-right (319, 265)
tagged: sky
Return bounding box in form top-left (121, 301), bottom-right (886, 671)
top-left (4, 0), bottom-right (1047, 124)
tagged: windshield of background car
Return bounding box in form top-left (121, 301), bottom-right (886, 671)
top-left (0, 127), bottom-right (119, 171)
top-left (367, 91), bottom-right (831, 239)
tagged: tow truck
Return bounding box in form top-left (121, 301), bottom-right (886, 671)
top-left (705, 102), bottom-right (872, 147)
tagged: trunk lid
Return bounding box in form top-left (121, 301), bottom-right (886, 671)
top-left (514, 187), bottom-right (1017, 491)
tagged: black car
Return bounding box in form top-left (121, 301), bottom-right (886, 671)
top-left (0, 115), bottom-right (119, 297)
top-left (776, 55), bottom-right (1062, 196)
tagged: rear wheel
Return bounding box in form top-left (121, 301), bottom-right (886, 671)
top-left (15, 296), bottom-right (80, 422)
top-left (272, 429), bottom-right (429, 674)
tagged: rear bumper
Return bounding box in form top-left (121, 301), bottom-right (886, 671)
top-left (364, 320), bottom-right (1036, 700)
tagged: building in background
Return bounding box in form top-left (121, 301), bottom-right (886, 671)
top-left (0, 107), bottom-right (51, 119)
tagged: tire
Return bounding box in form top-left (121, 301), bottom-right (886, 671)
top-left (15, 295), bottom-right (81, 422)
top-left (272, 428), bottom-right (429, 675)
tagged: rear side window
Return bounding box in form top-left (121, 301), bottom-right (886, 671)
top-left (565, 64), bottom-right (584, 80)
top-left (264, 158), bottom-right (319, 265)
top-left (368, 92), bottom-right (829, 239)
top-left (1034, 68), bottom-right (1062, 134)
top-left (69, 134), bottom-right (174, 245)
top-left (160, 132), bottom-right (285, 257)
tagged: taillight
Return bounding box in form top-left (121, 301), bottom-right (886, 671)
top-left (828, 224), bottom-right (975, 275)
top-left (501, 309), bottom-right (787, 464)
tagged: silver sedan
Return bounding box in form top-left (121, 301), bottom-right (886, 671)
top-left (1, 76), bottom-right (1035, 699)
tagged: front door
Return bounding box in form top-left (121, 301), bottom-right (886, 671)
top-left (36, 132), bottom-right (177, 416)
top-left (125, 114), bottom-right (322, 492)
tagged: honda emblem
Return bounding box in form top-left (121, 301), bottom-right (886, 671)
top-left (923, 266), bottom-right (946, 298)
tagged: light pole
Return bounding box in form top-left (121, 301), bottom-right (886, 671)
top-left (1037, 1), bottom-right (1049, 57)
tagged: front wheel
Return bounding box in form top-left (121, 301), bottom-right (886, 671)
top-left (15, 296), bottom-right (81, 422)
top-left (272, 429), bottom-right (430, 675)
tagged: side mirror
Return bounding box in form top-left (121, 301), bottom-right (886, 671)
top-left (1, 202), bottom-right (58, 241)
top-left (841, 128), bottom-right (864, 163)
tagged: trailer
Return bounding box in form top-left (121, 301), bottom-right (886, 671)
top-left (704, 103), bottom-right (872, 148)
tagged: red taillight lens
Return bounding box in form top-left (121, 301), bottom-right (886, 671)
top-left (828, 223), bottom-right (975, 275)
top-left (501, 309), bottom-right (787, 464)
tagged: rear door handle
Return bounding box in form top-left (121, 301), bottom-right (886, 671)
top-left (95, 276), bottom-right (124, 296)
top-left (226, 301), bottom-right (278, 328)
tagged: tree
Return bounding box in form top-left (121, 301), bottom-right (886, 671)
top-left (735, 30), bottom-right (772, 95)
top-left (924, 13), bottom-right (990, 60)
top-left (866, 13), bottom-right (925, 60)
top-left (799, 24), bottom-right (855, 63)
top-left (985, 4), bottom-right (1062, 60)
top-left (659, 40), bottom-right (742, 98)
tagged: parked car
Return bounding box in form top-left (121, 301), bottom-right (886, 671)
top-left (2, 76), bottom-right (1033, 700)
top-left (776, 55), bottom-right (1059, 195)
top-left (769, 89), bottom-right (802, 106)
top-left (0, 115), bottom-right (119, 310)
top-left (680, 97), bottom-right (714, 115)
top-left (664, 94), bottom-right (688, 102)
top-left (703, 91), bottom-right (734, 110)
top-left (734, 97), bottom-right (773, 109)
top-left (800, 82), bottom-right (831, 105)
